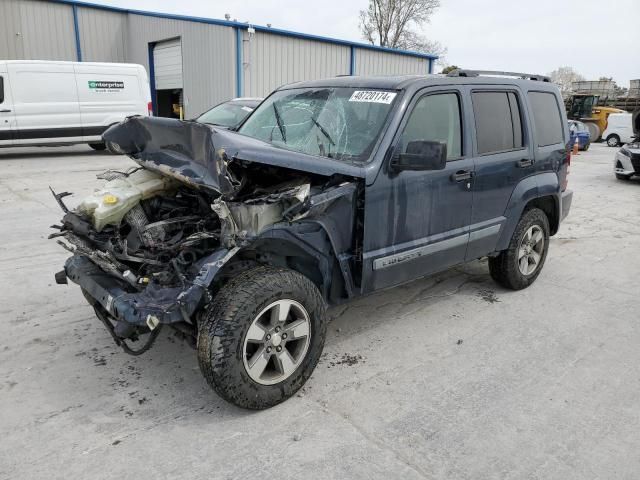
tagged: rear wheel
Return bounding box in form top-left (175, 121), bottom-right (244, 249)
top-left (606, 135), bottom-right (621, 147)
top-left (197, 265), bottom-right (326, 409)
top-left (89, 142), bottom-right (106, 151)
top-left (489, 208), bottom-right (550, 290)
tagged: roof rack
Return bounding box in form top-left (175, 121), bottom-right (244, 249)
top-left (447, 69), bottom-right (551, 82)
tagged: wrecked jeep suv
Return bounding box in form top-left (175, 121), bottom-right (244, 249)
top-left (52, 71), bottom-right (573, 409)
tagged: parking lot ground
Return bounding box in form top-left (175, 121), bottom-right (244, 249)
top-left (1, 143), bottom-right (639, 479)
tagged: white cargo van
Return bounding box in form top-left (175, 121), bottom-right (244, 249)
top-left (0, 61), bottom-right (151, 150)
top-left (603, 113), bottom-right (634, 147)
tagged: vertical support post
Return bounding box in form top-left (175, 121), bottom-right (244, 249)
top-left (72, 5), bottom-right (82, 62)
top-left (428, 58), bottom-right (434, 74)
top-left (147, 42), bottom-right (157, 116)
top-left (350, 45), bottom-right (356, 76)
top-left (235, 28), bottom-right (244, 98)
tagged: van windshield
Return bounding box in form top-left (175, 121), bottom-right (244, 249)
top-left (238, 87), bottom-right (398, 162)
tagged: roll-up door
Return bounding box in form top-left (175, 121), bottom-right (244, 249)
top-left (153, 38), bottom-right (183, 90)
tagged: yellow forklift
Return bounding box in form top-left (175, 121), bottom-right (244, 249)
top-left (566, 94), bottom-right (626, 141)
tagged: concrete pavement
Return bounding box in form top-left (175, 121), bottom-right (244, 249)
top-left (0, 143), bottom-right (638, 479)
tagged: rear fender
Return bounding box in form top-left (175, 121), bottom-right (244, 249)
top-left (495, 173), bottom-right (560, 251)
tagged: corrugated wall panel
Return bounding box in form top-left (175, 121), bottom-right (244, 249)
top-left (0, 0), bottom-right (76, 60)
top-left (77, 7), bottom-right (128, 62)
top-left (243, 32), bottom-right (350, 98)
top-left (355, 48), bottom-right (428, 76)
top-left (126, 15), bottom-right (236, 118)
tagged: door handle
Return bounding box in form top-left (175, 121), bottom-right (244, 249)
top-left (451, 170), bottom-right (473, 182)
top-left (517, 158), bottom-right (534, 168)
top-left (0, 109), bottom-right (11, 113)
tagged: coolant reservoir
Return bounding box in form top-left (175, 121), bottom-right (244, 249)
top-left (78, 169), bottom-right (174, 231)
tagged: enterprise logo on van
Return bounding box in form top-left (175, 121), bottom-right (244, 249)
top-left (88, 81), bottom-right (124, 89)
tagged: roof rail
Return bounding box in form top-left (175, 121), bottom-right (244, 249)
top-left (447, 69), bottom-right (551, 82)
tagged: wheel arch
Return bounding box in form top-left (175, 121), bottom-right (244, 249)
top-left (496, 173), bottom-right (561, 251)
top-left (218, 221), bottom-right (353, 305)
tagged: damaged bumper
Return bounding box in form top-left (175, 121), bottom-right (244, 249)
top-left (63, 247), bottom-right (237, 328)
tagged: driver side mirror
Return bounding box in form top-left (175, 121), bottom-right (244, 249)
top-left (391, 140), bottom-right (447, 171)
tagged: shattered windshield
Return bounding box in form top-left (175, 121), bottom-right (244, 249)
top-left (238, 87), bottom-right (398, 162)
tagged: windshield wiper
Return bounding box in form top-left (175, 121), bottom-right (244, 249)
top-left (273, 103), bottom-right (287, 143)
top-left (311, 116), bottom-right (335, 146)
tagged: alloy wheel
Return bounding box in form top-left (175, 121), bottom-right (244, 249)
top-left (242, 299), bottom-right (311, 385)
top-left (517, 225), bottom-right (544, 276)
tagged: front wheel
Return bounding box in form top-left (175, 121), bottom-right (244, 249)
top-left (197, 265), bottom-right (327, 409)
top-left (616, 173), bottom-right (631, 181)
top-left (489, 208), bottom-right (550, 290)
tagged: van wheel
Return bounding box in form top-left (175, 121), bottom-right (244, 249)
top-left (197, 265), bottom-right (326, 410)
top-left (606, 135), bottom-right (620, 147)
top-left (89, 142), bottom-right (106, 151)
top-left (489, 208), bottom-right (550, 290)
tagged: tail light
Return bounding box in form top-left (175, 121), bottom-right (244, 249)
top-left (147, 101), bottom-right (153, 116)
top-left (562, 151), bottom-right (570, 191)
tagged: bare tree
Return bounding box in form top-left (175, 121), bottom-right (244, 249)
top-left (548, 66), bottom-right (585, 98)
top-left (359, 0), bottom-right (446, 59)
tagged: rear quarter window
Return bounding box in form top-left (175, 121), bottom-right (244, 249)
top-left (528, 91), bottom-right (564, 146)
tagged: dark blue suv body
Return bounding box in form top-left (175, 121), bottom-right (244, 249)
top-left (55, 71), bottom-right (573, 409)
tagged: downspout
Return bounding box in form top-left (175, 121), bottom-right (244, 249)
top-left (235, 27), bottom-right (244, 97)
top-left (72, 5), bottom-right (82, 61)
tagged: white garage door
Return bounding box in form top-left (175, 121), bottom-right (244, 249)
top-left (153, 38), bottom-right (183, 90)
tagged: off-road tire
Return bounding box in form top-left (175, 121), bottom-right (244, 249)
top-left (616, 173), bottom-right (631, 181)
top-left (197, 265), bottom-right (327, 409)
top-left (488, 208), bottom-right (550, 290)
top-left (89, 142), bottom-right (107, 151)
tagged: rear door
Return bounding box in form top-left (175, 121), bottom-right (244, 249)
top-left (465, 86), bottom-right (534, 260)
top-left (0, 66), bottom-right (16, 146)
top-left (8, 62), bottom-right (82, 145)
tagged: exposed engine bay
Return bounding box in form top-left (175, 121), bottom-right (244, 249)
top-left (51, 116), bottom-right (360, 354)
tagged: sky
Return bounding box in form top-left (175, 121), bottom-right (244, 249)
top-left (92, 0), bottom-right (638, 86)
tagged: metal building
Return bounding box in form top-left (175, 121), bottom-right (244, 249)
top-left (0, 0), bottom-right (438, 118)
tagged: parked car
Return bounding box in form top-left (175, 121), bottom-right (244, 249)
top-left (603, 112), bottom-right (634, 147)
top-left (568, 120), bottom-right (591, 150)
top-left (0, 60), bottom-right (151, 150)
top-left (51, 71), bottom-right (572, 409)
top-left (195, 97), bottom-right (262, 129)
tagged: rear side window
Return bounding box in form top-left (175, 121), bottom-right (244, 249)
top-left (528, 91), bottom-right (564, 146)
top-left (0, 76), bottom-right (4, 104)
top-left (472, 91), bottom-right (524, 154)
top-left (400, 92), bottom-right (462, 159)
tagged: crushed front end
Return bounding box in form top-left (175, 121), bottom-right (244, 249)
top-left (51, 116), bottom-right (358, 354)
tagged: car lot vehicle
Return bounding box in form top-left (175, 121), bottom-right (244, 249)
top-left (569, 120), bottom-right (591, 150)
top-left (602, 112), bottom-right (634, 147)
top-left (195, 97), bottom-right (262, 129)
top-left (613, 109), bottom-right (640, 180)
top-left (0, 60), bottom-right (151, 150)
top-left (51, 70), bottom-right (573, 409)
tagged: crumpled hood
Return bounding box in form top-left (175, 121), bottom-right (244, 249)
top-left (103, 116), bottom-right (365, 197)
